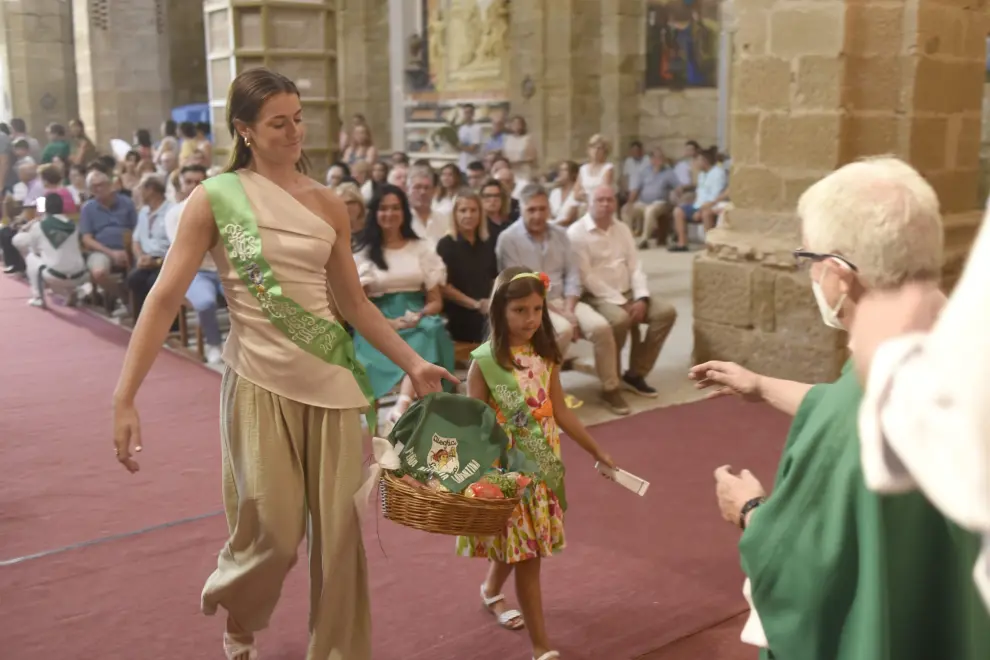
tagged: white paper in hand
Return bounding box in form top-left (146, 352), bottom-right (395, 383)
top-left (595, 462), bottom-right (649, 496)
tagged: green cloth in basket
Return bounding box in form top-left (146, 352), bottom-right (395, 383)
top-left (388, 392), bottom-right (538, 495)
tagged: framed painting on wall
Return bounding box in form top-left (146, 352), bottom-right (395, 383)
top-left (645, 0), bottom-right (719, 90)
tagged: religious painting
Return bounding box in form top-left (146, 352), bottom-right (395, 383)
top-left (406, 0), bottom-right (510, 98)
top-left (645, 0), bottom-right (719, 90)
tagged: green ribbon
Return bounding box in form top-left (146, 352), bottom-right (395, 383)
top-left (202, 172), bottom-right (376, 431)
top-left (471, 342), bottom-right (567, 510)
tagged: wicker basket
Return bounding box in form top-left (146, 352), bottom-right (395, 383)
top-left (379, 471), bottom-right (519, 536)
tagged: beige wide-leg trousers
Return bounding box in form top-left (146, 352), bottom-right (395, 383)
top-left (201, 367), bottom-right (371, 660)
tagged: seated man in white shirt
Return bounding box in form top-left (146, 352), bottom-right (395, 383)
top-left (568, 185), bottom-right (678, 396)
top-left (407, 165), bottom-right (448, 245)
top-left (497, 183), bottom-right (631, 415)
top-left (24, 192), bottom-right (88, 308)
top-left (670, 147), bottom-right (728, 252)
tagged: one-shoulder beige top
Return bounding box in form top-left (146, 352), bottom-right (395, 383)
top-left (209, 169), bottom-right (369, 410)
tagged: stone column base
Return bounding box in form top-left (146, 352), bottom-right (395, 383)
top-left (692, 210), bottom-right (984, 384)
top-left (692, 228), bottom-right (847, 383)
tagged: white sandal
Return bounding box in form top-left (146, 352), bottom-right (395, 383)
top-left (480, 583), bottom-right (525, 630)
top-left (223, 632), bottom-right (258, 660)
top-left (534, 652), bottom-right (560, 660)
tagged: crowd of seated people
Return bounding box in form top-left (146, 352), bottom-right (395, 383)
top-left (2, 108), bottom-right (727, 423)
top-left (325, 110), bottom-right (728, 418)
top-left (0, 115), bottom-right (222, 356)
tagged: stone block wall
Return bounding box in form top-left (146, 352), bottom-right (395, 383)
top-left (692, 0), bottom-right (989, 384)
top-left (510, 0), bottom-right (646, 168)
top-left (167, 0), bottom-right (208, 108)
top-left (74, 0), bottom-right (172, 148)
top-left (640, 89), bottom-right (719, 158)
top-left (338, 0), bottom-right (390, 156)
top-left (0, 0), bottom-right (78, 137)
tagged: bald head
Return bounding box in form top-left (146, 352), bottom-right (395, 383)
top-left (17, 161), bottom-right (36, 182)
top-left (590, 184), bottom-right (617, 224)
top-left (86, 169), bottom-right (114, 204)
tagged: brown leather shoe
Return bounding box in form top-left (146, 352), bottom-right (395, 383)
top-left (602, 389), bottom-right (631, 416)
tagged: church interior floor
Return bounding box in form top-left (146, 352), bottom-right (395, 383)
top-left (3, 246), bottom-right (782, 659)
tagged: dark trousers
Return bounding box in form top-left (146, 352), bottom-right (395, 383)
top-left (0, 225), bottom-right (25, 272)
top-left (126, 266), bottom-right (161, 319)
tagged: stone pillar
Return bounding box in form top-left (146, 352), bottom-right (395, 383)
top-left (203, 0), bottom-right (339, 174)
top-left (166, 0), bottom-right (208, 108)
top-left (338, 0), bottom-right (391, 154)
top-left (508, 0), bottom-right (605, 166)
top-left (692, 0), bottom-right (989, 383)
top-left (73, 0), bottom-right (172, 149)
top-left (600, 0), bottom-right (645, 162)
top-left (0, 0), bottom-right (78, 137)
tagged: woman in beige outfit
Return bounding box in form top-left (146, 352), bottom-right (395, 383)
top-left (110, 69), bottom-right (456, 660)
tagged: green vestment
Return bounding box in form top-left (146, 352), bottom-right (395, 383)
top-left (739, 362), bottom-right (990, 660)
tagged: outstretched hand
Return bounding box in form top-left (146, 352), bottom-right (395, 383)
top-left (689, 361), bottom-right (762, 402)
top-left (409, 360), bottom-right (460, 398)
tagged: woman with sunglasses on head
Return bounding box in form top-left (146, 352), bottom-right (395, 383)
top-left (687, 157), bottom-right (990, 660)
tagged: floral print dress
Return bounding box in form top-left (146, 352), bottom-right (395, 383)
top-left (456, 344), bottom-right (566, 563)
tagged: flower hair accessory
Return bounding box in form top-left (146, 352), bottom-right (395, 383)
top-left (508, 271), bottom-right (551, 296)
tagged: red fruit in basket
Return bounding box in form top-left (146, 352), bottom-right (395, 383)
top-left (516, 475), bottom-right (532, 489)
top-left (467, 481), bottom-right (506, 499)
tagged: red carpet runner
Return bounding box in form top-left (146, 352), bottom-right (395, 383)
top-left (0, 276), bottom-right (788, 659)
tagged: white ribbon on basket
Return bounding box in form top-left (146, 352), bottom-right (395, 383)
top-left (354, 437), bottom-right (405, 522)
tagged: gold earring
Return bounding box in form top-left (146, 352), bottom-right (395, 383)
top-left (243, 135), bottom-right (251, 147)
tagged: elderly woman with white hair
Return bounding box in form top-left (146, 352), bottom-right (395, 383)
top-left (688, 157), bottom-right (990, 659)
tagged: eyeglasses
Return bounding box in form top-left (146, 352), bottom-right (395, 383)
top-left (793, 249), bottom-right (858, 272)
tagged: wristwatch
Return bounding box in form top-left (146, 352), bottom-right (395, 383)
top-left (739, 496), bottom-right (766, 530)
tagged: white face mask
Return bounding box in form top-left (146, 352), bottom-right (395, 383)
top-left (811, 267), bottom-right (848, 330)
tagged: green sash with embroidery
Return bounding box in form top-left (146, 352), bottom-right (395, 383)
top-left (471, 341), bottom-right (567, 510)
top-left (202, 172), bottom-right (376, 430)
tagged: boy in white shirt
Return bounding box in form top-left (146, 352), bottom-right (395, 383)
top-left (25, 192), bottom-right (88, 308)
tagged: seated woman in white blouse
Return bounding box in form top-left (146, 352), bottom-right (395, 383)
top-left (573, 134), bottom-right (614, 202)
top-left (353, 184), bottom-right (455, 425)
top-left (549, 160), bottom-right (583, 227)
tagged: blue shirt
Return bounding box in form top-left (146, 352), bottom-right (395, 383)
top-left (695, 164), bottom-right (728, 208)
top-left (637, 166), bottom-right (680, 204)
top-left (134, 200), bottom-right (174, 258)
top-left (484, 132), bottom-right (505, 154)
top-left (79, 194), bottom-right (137, 250)
top-left (495, 221), bottom-right (582, 301)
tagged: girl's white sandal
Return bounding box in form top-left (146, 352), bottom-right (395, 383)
top-left (480, 583), bottom-right (525, 630)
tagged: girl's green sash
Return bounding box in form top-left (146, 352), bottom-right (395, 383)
top-left (202, 172), bottom-right (376, 429)
top-left (471, 342), bottom-right (567, 510)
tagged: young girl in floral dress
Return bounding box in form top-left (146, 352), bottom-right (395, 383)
top-left (456, 267), bottom-right (617, 660)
